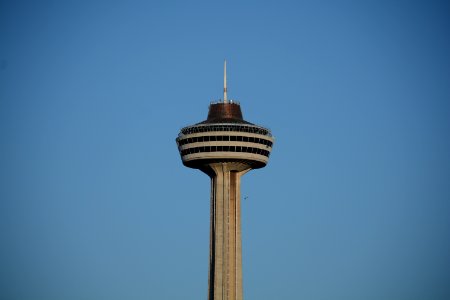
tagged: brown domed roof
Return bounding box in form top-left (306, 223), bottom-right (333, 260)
top-left (197, 102), bottom-right (254, 125)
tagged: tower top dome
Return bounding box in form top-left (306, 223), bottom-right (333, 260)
top-left (197, 101), bottom-right (253, 125)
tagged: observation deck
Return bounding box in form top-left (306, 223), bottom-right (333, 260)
top-left (176, 101), bottom-right (274, 170)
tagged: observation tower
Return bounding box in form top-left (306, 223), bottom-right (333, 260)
top-left (176, 61), bottom-right (274, 300)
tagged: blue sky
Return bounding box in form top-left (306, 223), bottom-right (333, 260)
top-left (1, 1), bottom-right (449, 299)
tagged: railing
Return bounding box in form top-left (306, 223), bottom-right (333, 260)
top-left (178, 123), bottom-right (272, 137)
top-left (209, 99), bottom-right (240, 105)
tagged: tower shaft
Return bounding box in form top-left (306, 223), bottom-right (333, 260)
top-left (205, 163), bottom-right (250, 300)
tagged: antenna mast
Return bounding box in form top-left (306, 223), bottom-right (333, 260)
top-left (223, 60), bottom-right (228, 103)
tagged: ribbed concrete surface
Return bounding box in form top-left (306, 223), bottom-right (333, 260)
top-left (205, 162), bottom-right (250, 300)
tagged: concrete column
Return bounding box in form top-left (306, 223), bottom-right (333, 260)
top-left (205, 163), bottom-right (250, 300)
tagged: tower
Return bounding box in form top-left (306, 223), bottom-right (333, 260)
top-left (176, 62), bottom-right (274, 300)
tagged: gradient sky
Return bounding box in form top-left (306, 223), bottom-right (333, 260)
top-left (1, 1), bottom-right (450, 299)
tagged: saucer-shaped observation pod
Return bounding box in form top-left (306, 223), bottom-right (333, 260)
top-left (176, 101), bottom-right (274, 170)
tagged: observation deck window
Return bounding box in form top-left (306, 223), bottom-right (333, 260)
top-left (180, 146), bottom-right (270, 157)
top-left (177, 135), bottom-right (273, 148)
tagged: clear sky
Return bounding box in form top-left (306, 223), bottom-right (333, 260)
top-left (1, 1), bottom-right (450, 299)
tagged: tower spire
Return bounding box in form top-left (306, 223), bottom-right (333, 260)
top-left (223, 60), bottom-right (228, 103)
